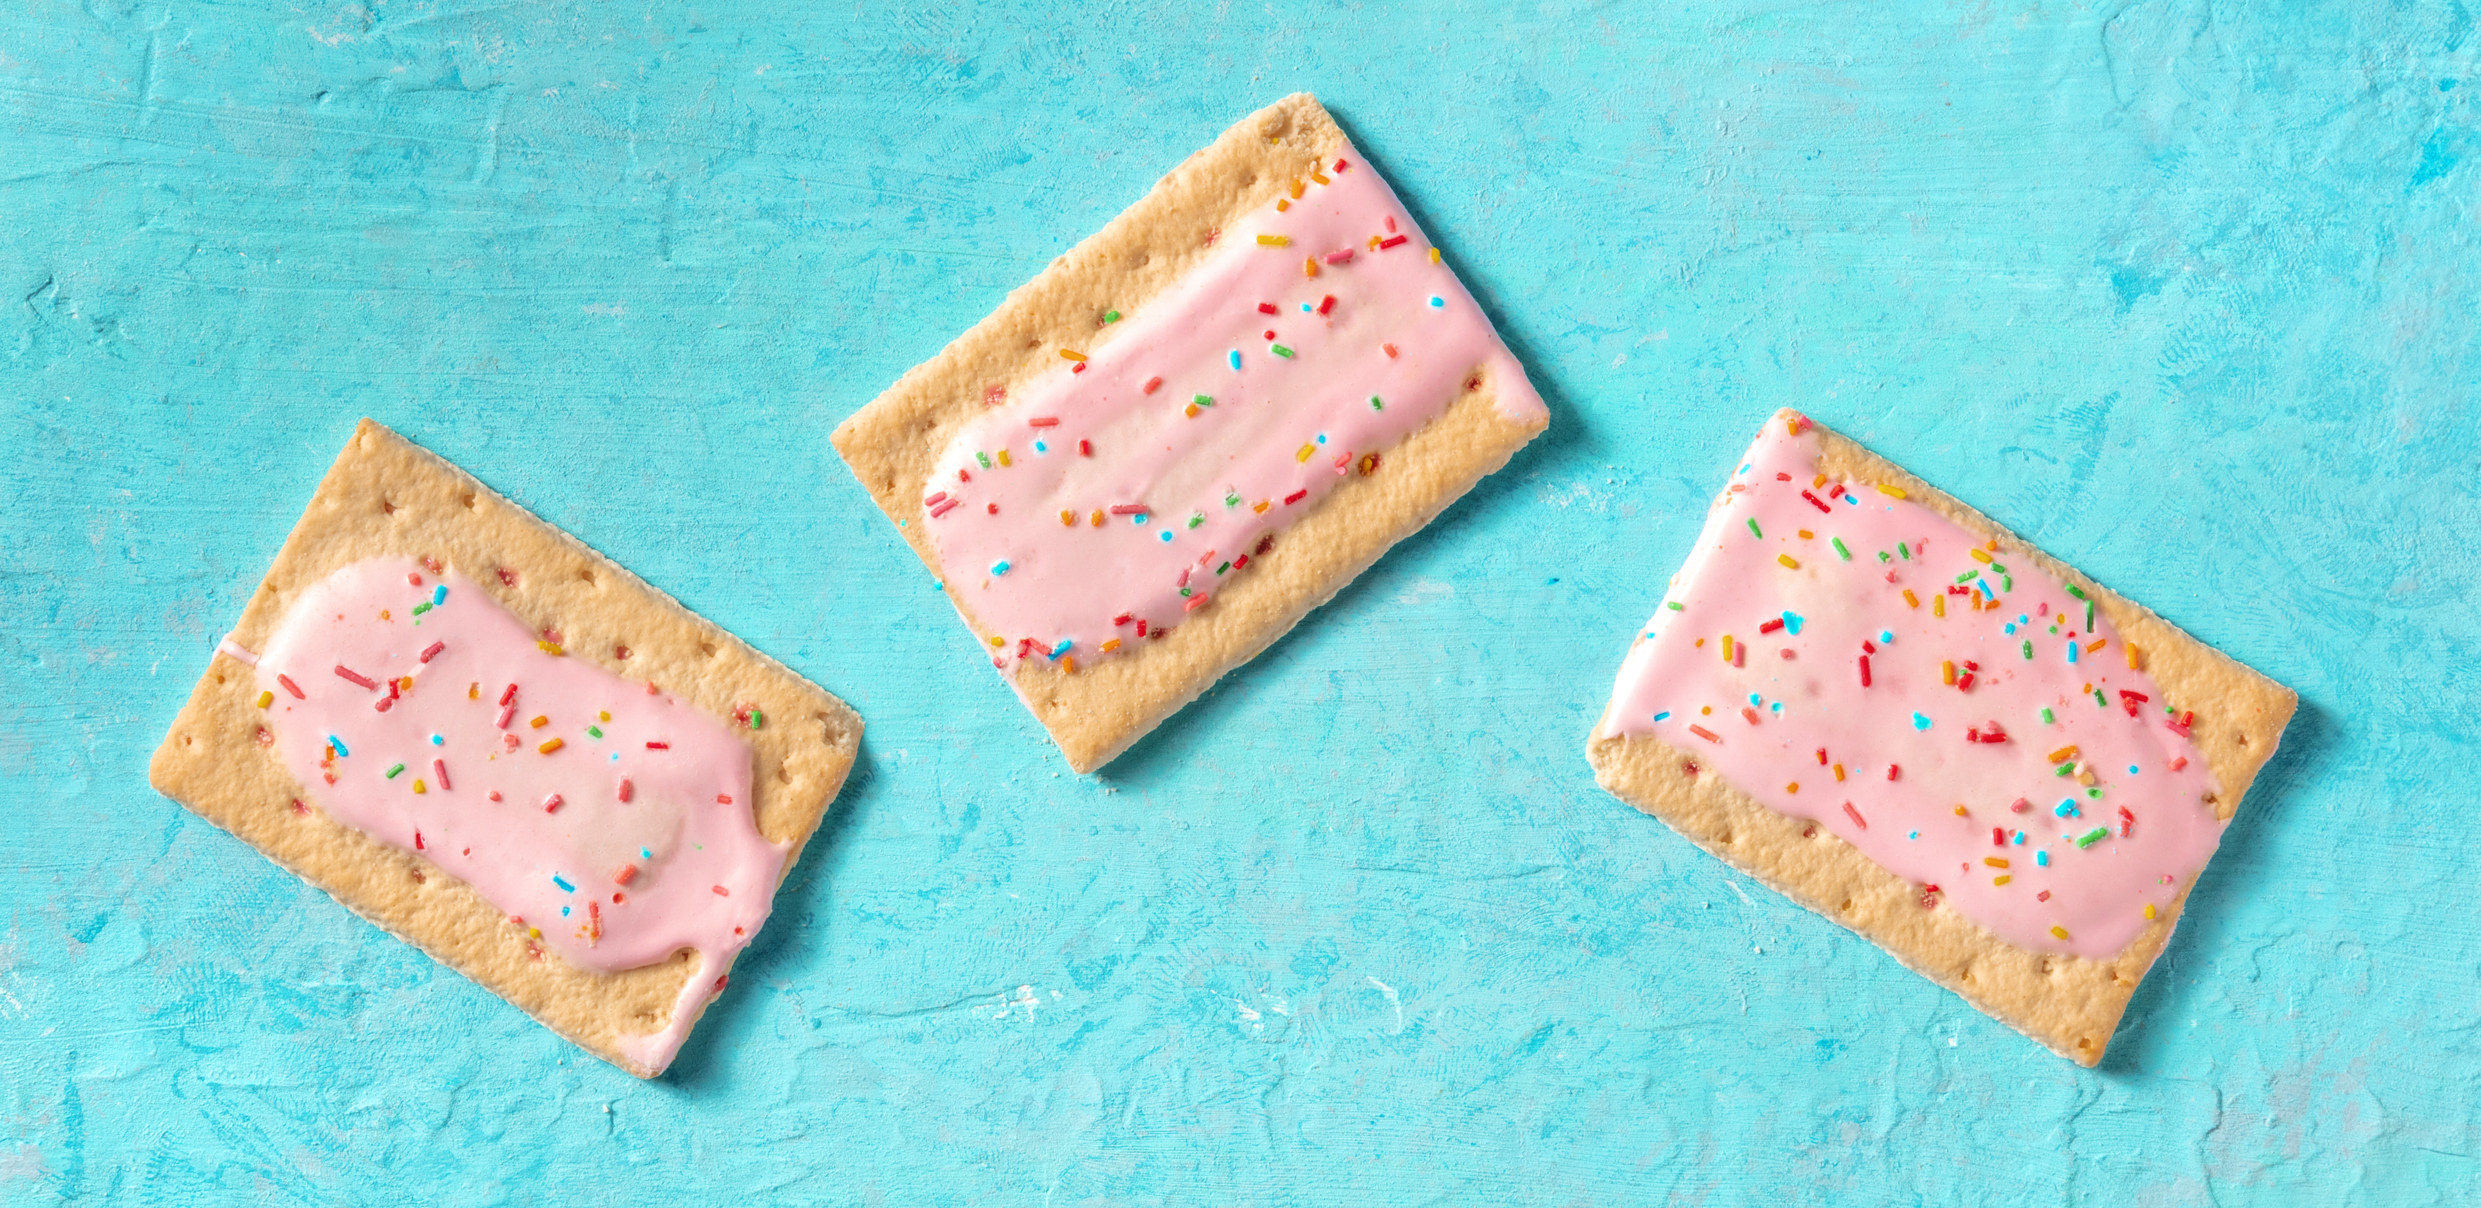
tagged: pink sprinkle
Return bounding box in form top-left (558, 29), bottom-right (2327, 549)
top-left (1143, 376), bottom-right (1163, 394)
top-left (2169, 755), bottom-right (2188, 772)
top-left (1323, 249), bottom-right (1355, 265)
top-left (373, 696), bottom-right (394, 713)
top-left (618, 778), bottom-right (634, 803)
top-left (277, 674), bottom-right (304, 699)
top-left (432, 759), bottom-right (450, 790)
top-left (716, 793), bottom-right (734, 805)
top-left (495, 703), bottom-right (516, 729)
top-left (930, 499), bottom-right (959, 518)
top-left (419, 641), bottom-right (445, 664)
top-left (1843, 802), bottom-right (1868, 830)
top-left (1184, 594), bottom-right (1210, 612)
top-left (334, 665), bottom-right (378, 690)
top-left (541, 793), bottom-right (563, 814)
top-left (924, 491), bottom-right (948, 507)
top-left (711, 884), bottom-right (730, 897)
top-left (1028, 417), bottom-right (1060, 427)
top-left (2010, 797), bottom-right (2032, 813)
top-left (1384, 216), bottom-right (1396, 233)
top-left (1108, 504), bottom-right (1150, 515)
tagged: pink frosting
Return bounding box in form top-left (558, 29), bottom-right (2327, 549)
top-left (1600, 415), bottom-right (2227, 959)
top-left (253, 557), bottom-right (781, 1073)
top-left (922, 146), bottom-right (1544, 677)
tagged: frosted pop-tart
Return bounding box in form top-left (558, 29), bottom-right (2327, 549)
top-left (834, 93), bottom-right (1548, 772)
top-left (149, 420), bottom-right (861, 1076)
top-left (1588, 409), bottom-right (2294, 1065)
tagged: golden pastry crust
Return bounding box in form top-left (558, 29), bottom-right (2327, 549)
top-left (148, 419), bottom-right (861, 1077)
top-left (833, 93), bottom-right (1547, 772)
top-left (1587, 409), bottom-right (2295, 1065)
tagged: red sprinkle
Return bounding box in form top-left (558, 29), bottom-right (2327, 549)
top-left (1814, 747), bottom-right (1828, 765)
top-left (277, 674), bottom-right (304, 699)
top-left (617, 778), bottom-right (633, 803)
top-left (2118, 807), bottom-right (2135, 838)
top-left (1858, 655), bottom-right (1873, 687)
top-left (711, 885), bottom-right (730, 897)
top-left (615, 865), bottom-right (639, 887)
top-left (334, 665), bottom-right (379, 690)
top-left (1377, 235), bottom-right (1408, 250)
top-left (499, 683), bottom-right (519, 706)
top-left (1143, 376), bottom-right (1163, 394)
top-left (1800, 490), bottom-right (1832, 514)
top-left (1317, 294), bottom-right (1337, 315)
top-left (541, 793), bottom-right (563, 814)
top-left (1758, 618), bottom-right (1785, 634)
top-left (1283, 489), bottom-right (1308, 505)
top-left (1184, 594), bottom-right (1210, 612)
top-left (1886, 764), bottom-right (1900, 781)
top-left (1688, 724), bottom-right (1720, 743)
top-left (1843, 802), bottom-right (1868, 829)
top-left (1028, 416), bottom-right (1059, 428)
top-left (432, 759), bottom-right (450, 791)
top-left (2037, 890), bottom-right (2052, 902)
top-left (1077, 440), bottom-right (1092, 457)
top-left (1112, 613), bottom-right (1134, 627)
top-left (418, 641), bottom-right (445, 664)
top-left (1991, 827), bottom-right (2005, 846)
top-left (414, 830), bottom-right (425, 850)
top-left (645, 741), bottom-right (669, 749)
top-left (373, 697), bottom-right (394, 714)
top-left (716, 794), bottom-right (734, 805)
top-left (1740, 706), bottom-right (1761, 725)
top-left (1257, 302), bottom-right (1278, 314)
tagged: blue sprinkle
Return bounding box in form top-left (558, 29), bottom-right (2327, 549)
top-left (1912, 712), bottom-right (1932, 731)
top-left (1780, 611), bottom-right (1804, 635)
top-left (1428, 296), bottom-right (1444, 308)
top-left (1316, 433), bottom-right (1328, 444)
top-left (2128, 764), bottom-right (2140, 775)
top-left (1770, 702), bottom-right (1782, 713)
top-left (1033, 440), bottom-right (1048, 454)
top-left (561, 906), bottom-right (571, 917)
top-left (1748, 693), bottom-right (1762, 707)
top-left (1131, 513), bottom-right (1148, 525)
top-left (2005, 623), bottom-right (2017, 635)
top-left (430, 734), bottom-right (444, 746)
top-left (640, 848), bottom-right (653, 860)
top-left (2054, 799), bottom-right (2080, 818)
top-left (1908, 831), bottom-right (1919, 840)
top-left (2036, 850), bottom-right (2050, 867)
top-left (2067, 642), bottom-right (2080, 665)
top-left (1051, 639), bottom-right (1073, 659)
top-left (328, 735), bottom-right (349, 757)
top-left (990, 560), bottom-right (1011, 576)
top-left (1159, 530), bottom-right (1173, 542)
top-left (433, 584), bottom-right (447, 606)
top-left (1878, 629), bottom-right (1894, 645)
top-left (552, 874), bottom-right (575, 892)
top-left (1229, 350), bottom-right (1242, 370)
top-left (1653, 711), bottom-right (1671, 722)
top-left (2012, 831), bottom-right (2026, 845)
top-left (1300, 302), bottom-right (1312, 312)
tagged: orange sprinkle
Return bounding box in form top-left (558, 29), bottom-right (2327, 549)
top-left (1304, 257), bottom-right (1318, 277)
top-left (1059, 509), bottom-right (1076, 526)
top-left (1903, 588), bottom-right (1920, 609)
top-left (537, 738), bottom-right (564, 755)
top-left (529, 715), bottom-right (549, 729)
top-left (1786, 782), bottom-right (1799, 793)
top-left (2046, 745), bottom-right (2080, 764)
top-left (2086, 639), bottom-right (2106, 654)
top-left (1984, 857), bottom-right (2010, 868)
top-left (615, 865), bottom-right (639, 886)
top-left (1941, 660), bottom-right (1956, 685)
top-left (1832, 763), bottom-right (1845, 782)
top-left (2126, 643), bottom-right (2142, 670)
top-left (1688, 724), bottom-right (1720, 743)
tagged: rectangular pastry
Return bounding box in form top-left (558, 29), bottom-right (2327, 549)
top-left (148, 419), bottom-right (861, 1077)
top-left (1588, 409), bottom-right (2295, 1065)
top-left (834, 93), bottom-right (1549, 772)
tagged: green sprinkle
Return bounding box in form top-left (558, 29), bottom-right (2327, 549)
top-left (2065, 585), bottom-right (2089, 601)
top-left (1991, 562), bottom-right (2009, 575)
top-left (2022, 640), bottom-right (2033, 659)
top-left (1270, 344), bottom-right (1295, 358)
top-left (2055, 763), bottom-right (2075, 777)
top-left (412, 602), bottom-right (432, 616)
top-left (2094, 689), bottom-right (2109, 708)
top-left (2041, 707), bottom-right (2055, 724)
top-left (2076, 827), bottom-right (2109, 848)
top-left (1898, 542), bottom-right (1911, 560)
top-left (1747, 518), bottom-right (1763, 539)
top-left (1954, 569), bottom-right (1980, 584)
top-left (1831, 537), bottom-right (1851, 561)
top-left (1369, 395), bottom-right (1384, 411)
top-left (2086, 602), bottom-right (2096, 630)
top-left (1179, 587), bottom-right (1192, 598)
top-left (1666, 601), bottom-right (1685, 611)
top-left (385, 763), bottom-right (405, 779)
top-left (749, 709), bottom-right (763, 731)
top-left (2088, 787), bottom-right (2103, 798)
top-left (1877, 550), bottom-right (1891, 563)
top-left (2002, 575), bottom-right (2013, 592)
top-left (1215, 561), bottom-right (1230, 575)
top-left (1103, 310), bottom-right (1121, 324)
top-left (587, 725), bottom-right (603, 739)
top-left (1225, 492), bottom-right (1241, 507)
top-left (1187, 512), bottom-right (1205, 529)
top-left (975, 451), bottom-right (991, 469)
top-left (1193, 393), bottom-right (1214, 407)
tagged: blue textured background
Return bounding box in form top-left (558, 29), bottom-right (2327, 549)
top-left (4, 0), bottom-right (2477, 1202)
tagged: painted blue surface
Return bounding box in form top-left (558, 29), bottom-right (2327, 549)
top-left (3, 0), bottom-right (2477, 1202)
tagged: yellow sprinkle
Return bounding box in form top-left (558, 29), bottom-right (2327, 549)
top-left (1877, 484), bottom-right (1908, 499)
top-left (1720, 634), bottom-right (1735, 663)
top-left (1304, 257), bottom-right (1318, 278)
top-left (1059, 509), bottom-right (1076, 526)
top-left (1275, 198), bottom-right (1290, 212)
top-left (2126, 643), bottom-right (2142, 670)
top-left (538, 738), bottom-right (564, 755)
top-left (413, 779), bottom-right (427, 795)
top-left (2078, 767), bottom-right (2098, 787)
top-left (989, 636), bottom-right (1004, 647)
top-left (2050, 925), bottom-right (2070, 940)
top-left (255, 691), bottom-right (274, 709)
top-left (1367, 235), bottom-right (1382, 250)
top-left (1101, 638), bottom-right (1121, 653)
top-left (598, 711), bottom-right (611, 723)
top-left (1902, 588), bottom-right (1919, 609)
top-left (537, 640), bottom-right (564, 655)
top-left (1832, 763), bottom-right (1845, 782)
top-left (530, 715), bottom-right (549, 729)
top-left (1058, 349), bottom-right (1087, 362)
top-left (1296, 443), bottom-right (1316, 463)
top-left (1090, 510), bottom-right (1105, 527)
top-left (2144, 903), bottom-right (2158, 920)
top-left (1776, 553), bottom-right (1799, 569)
top-left (1941, 660), bottom-right (1956, 685)
top-left (1256, 234), bottom-right (1290, 247)
top-left (1994, 875), bottom-right (2012, 886)
top-left (1429, 246), bottom-right (1441, 264)
top-left (1933, 595), bottom-right (1946, 618)
top-left (1970, 549), bottom-right (1993, 564)
top-left (2086, 639), bottom-right (2106, 654)
top-left (997, 449), bottom-right (1012, 467)
top-left (1310, 170), bottom-right (1330, 185)
top-left (1252, 500), bottom-right (1270, 513)
top-left (1984, 856), bottom-right (2009, 868)
top-left (528, 927), bottom-right (541, 939)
